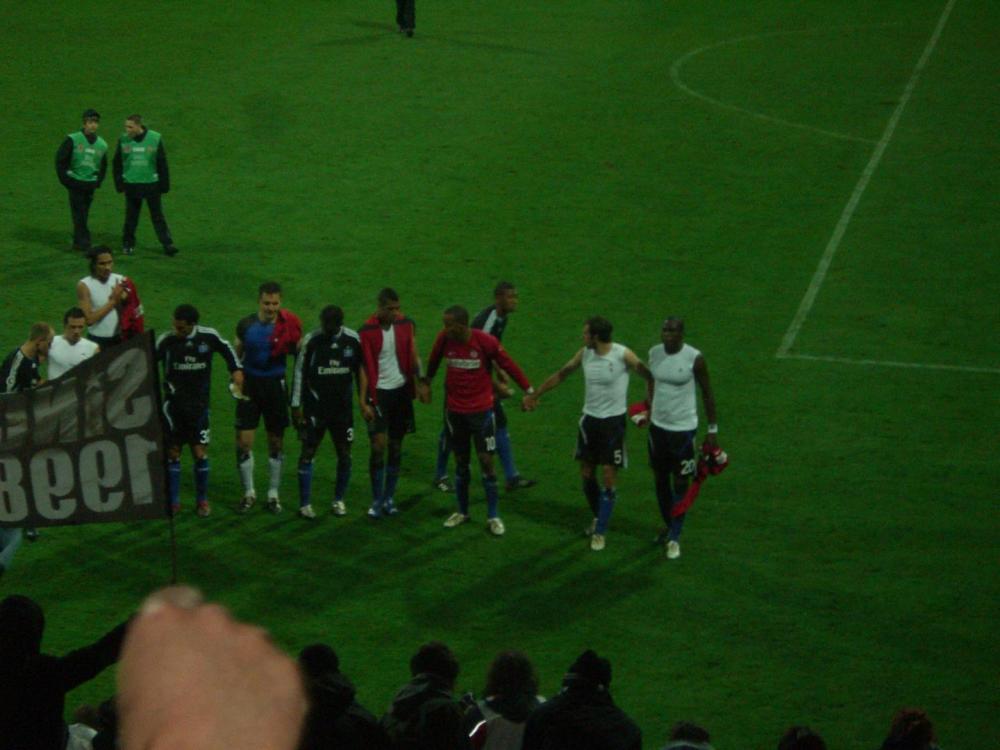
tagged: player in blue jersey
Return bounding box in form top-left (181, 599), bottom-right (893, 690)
top-left (234, 282), bottom-right (302, 514)
top-left (157, 305), bottom-right (243, 517)
top-left (291, 306), bottom-right (364, 519)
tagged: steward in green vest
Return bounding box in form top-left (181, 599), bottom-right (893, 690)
top-left (55, 109), bottom-right (108, 251)
top-left (112, 114), bottom-right (177, 256)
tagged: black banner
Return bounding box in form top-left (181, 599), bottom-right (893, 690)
top-left (0, 332), bottom-right (167, 528)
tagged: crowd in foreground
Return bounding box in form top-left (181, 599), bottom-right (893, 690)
top-left (0, 587), bottom-right (943, 750)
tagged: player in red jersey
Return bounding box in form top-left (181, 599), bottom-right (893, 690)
top-left (423, 306), bottom-right (534, 536)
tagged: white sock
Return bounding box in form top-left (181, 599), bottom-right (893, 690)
top-left (238, 451), bottom-right (255, 495)
top-left (268, 453), bottom-right (283, 497)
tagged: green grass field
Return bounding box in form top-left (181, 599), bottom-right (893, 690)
top-left (2, 1), bottom-right (997, 747)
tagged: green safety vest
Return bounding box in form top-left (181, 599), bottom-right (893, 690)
top-left (120, 129), bottom-right (161, 184)
top-left (67, 131), bottom-right (108, 182)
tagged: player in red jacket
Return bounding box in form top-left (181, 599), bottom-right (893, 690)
top-left (423, 306), bottom-right (534, 536)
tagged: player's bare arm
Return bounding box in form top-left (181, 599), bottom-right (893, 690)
top-left (623, 348), bottom-right (653, 385)
top-left (412, 336), bottom-right (430, 403)
top-left (693, 355), bottom-right (719, 446)
top-left (358, 365), bottom-right (374, 421)
top-left (77, 279), bottom-right (124, 326)
top-left (522, 348), bottom-right (583, 411)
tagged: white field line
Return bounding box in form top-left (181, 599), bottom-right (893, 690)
top-left (669, 26), bottom-right (893, 145)
top-left (777, 0), bottom-right (959, 358)
top-left (777, 352), bottom-right (1000, 375)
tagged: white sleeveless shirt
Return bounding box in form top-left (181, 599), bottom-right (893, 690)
top-left (582, 343), bottom-right (629, 418)
top-left (79, 273), bottom-right (125, 338)
top-left (649, 342), bottom-right (701, 430)
top-left (47, 335), bottom-right (99, 378)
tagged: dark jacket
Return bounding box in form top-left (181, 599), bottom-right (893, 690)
top-left (382, 673), bottom-right (471, 750)
top-left (300, 669), bottom-right (389, 750)
top-left (0, 621), bottom-right (126, 750)
top-left (55, 131), bottom-right (108, 191)
top-left (521, 676), bottom-right (642, 750)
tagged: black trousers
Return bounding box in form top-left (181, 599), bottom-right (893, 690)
top-left (123, 186), bottom-right (173, 248)
top-left (395, 0), bottom-right (415, 29)
top-left (68, 188), bottom-right (95, 249)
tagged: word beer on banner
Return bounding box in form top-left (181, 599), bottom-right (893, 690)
top-left (0, 333), bottom-right (167, 528)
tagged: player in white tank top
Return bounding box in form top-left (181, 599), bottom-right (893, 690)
top-left (75, 247), bottom-right (127, 343)
top-left (646, 317), bottom-right (719, 560)
top-left (523, 317), bottom-right (652, 551)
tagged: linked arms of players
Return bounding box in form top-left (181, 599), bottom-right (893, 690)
top-left (521, 348), bottom-right (584, 411)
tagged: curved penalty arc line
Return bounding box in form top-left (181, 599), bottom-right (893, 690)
top-left (669, 24), bottom-right (904, 145)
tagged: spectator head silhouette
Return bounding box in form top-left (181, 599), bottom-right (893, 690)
top-left (485, 650), bottom-right (538, 699)
top-left (778, 725), bottom-right (826, 750)
top-left (410, 641), bottom-right (460, 689)
top-left (0, 595), bottom-right (45, 660)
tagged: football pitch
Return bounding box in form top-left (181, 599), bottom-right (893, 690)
top-left (2, 1), bottom-right (997, 747)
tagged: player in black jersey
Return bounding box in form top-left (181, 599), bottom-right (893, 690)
top-left (432, 282), bottom-right (536, 493)
top-left (156, 305), bottom-right (243, 517)
top-left (291, 306), bottom-right (364, 519)
top-left (1, 322), bottom-right (54, 575)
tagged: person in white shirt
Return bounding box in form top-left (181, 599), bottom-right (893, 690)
top-left (647, 317), bottom-right (718, 560)
top-left (76, 246), bottom-right (127, 347)
top-left (47, 307), bottom-right (99, 379)
top-left (522, 317), bottom-right (651, 551)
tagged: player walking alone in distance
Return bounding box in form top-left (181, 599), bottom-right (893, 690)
top-left (647, 317), bottom-right (718, 559)
top-left (522, 317), bottom-right (651, 551)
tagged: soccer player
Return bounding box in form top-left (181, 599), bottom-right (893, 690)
top-left (1, 322), bottom-right (54, 575)
top-left (522, 317), bottom-right (651, 551)
top-left (47, 307), bottom-right (99, 379)
top-left (234, 282), bottom-right (302, 514)
top-left (432, 281), bottom-right (536, 494)
top-left (647, 317), bottom-right (718, 559)
top-left (291, 305), bottom-right (363, 519)
top-left (76, 246), bottom-right (128, 348)
top-left (358, 288), bottom-right (428, 519)
top-left (157, 305), bottom-right (243, 517)
top-left (425, 305), bottom-right (534, 536)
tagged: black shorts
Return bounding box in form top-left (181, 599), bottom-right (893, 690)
top-left (236, 375), bottom-right (290, 433)
top-left (446, 409), bottom-right (497, 459)
top-left (367, 386), bottom-right (415, 440)
top-left (647, 424), bottom-right (697, 477)
top-left (300, 411), bottom-right (355, 446)
top-left (164, 399), bottom-right (210, 446)
top-left (575, 414), bottom-right (627, 467)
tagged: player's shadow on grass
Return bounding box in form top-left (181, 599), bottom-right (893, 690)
top-left (345, 18), bottom-right (546, 56)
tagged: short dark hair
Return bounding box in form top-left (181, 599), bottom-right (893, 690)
top-left (567, 649), bottom-right (612, 688)
top-left (778, 726), bottom-right (827, 750)
top-left (586, 316), bottom-right (613, 343)
top-left (298, 643), bottom-right (340, 679)
top-left (664, 316), bottom-right (685, 332)
top-left (126, 114), bottom-right (143, 125)
top-left (82, 109), bottom-right (100, 122)
top-left (493, 281), bottom-right (516, 297)
top-left (258, 281), bottom-right (281, 297)
top-left (669, 721), bottom-right (711, 743)
top-left (444, 305), bottom-right (469, 325)
top-left (88, 245), bottom-right (113, 273)
top-left (378, 288), bottom-right (400, 306)
top-left (410, 641), bottom-right (459, 686)
top-left (63, 307), bottom-right (85, 325)
top-left (320, 305), bottom-right (344, 333)
top-left (173, 304), bottom-right (200, 325)
top-left (484, 651), bottom-right (538, 700)
top-left (882, 708), bottom-right (936, 750)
